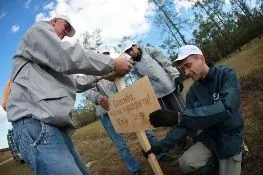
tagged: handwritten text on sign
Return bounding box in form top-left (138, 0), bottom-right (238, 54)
top-left (108, 76), bottom-right (161, 133)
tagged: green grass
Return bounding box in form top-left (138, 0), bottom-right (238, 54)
top-left (0, 36), bottom-right (263, 175)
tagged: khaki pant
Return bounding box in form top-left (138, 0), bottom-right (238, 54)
top-left (178, 142), bottom-right (242, 175)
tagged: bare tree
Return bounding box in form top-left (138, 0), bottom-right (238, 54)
top-left (149, 0), bottom-right (189, 45)
top-left (78, 29), bottom-right (102, 51)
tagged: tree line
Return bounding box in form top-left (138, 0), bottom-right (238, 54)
top-left (150, 0), bottom-right (263, 63)
top-left (73, 0), bottom-right (263, 127)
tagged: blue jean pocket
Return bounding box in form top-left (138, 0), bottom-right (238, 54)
top-left (22, 118), bottom-right (48, 147)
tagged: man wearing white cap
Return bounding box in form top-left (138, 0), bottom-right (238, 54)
top-left (7, 15), bottom-right (133, 174)
top-left (148, 45), bottom-right (244, 175)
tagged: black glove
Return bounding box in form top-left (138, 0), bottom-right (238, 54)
top-left (142, 145), bottom-right (163, 158)
top-left (174, 77), bottom-right (184, 92)
top-left (149, 109), bottom-right (179, 127)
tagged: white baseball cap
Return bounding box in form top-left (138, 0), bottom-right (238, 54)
top-left (54, 14), bottom-right (76, 37)
top-left (120, 40), bottom-right (136, 53)
top-left (96, 45), bottom-right (110, 53)
top-left (175, 45), bottom-right (203, 62)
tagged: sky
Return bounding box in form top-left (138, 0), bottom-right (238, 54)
top-left (0, 0), bottom-right (197, 148)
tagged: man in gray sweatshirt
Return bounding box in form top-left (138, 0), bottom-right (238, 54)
top-left (7, 15), bottom-right (132, 175)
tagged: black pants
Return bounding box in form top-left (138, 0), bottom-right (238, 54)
top-left (158, 90), bottom-right (185, 112)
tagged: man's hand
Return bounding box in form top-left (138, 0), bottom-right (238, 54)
top-left (149, 109), bottom-right (179, 127)
top-left (99, 96), bottom-right (110, 110)
top-left (113, 58), bottom-right (133, 76)
top-left (174, 78), bottom-right (184, 92)
top-left (142, 145), bottom-right (163, 159)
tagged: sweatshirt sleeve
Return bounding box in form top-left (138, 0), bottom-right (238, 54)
top-left (14, 21), bottom-right (114, 75)
top-left (84, 87), bottom-right (104, 105)
top-left (74, 74), bottom-right (101, 93)
top-left (182, 67), bottom-right (241, 130)
top-left (146, 46), bottom-right (179, 80)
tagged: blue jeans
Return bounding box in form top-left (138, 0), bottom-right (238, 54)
top-left (100, 114), bottom-right (140, 173)
top-left (12, 116), bottom-right (88, 175)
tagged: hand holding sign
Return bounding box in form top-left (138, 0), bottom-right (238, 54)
top-left (108, 76), bottom-right (161, 133)
top-left (98, 96), bottom-right (110, 111)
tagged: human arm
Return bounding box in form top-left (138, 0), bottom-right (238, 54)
top-left (130, 67), bottom-right (143, 80)
top-left (146, 46), bottom-right (180, 80)
top-left (84, 88), bottom-right (109, 110)
top-left (143, 126), bottom-right (191, 156)
top-left (75, 71), bottom-right (126, 93)
top-left (146, 47), bottom-right (183, 91)
top-left (74, 74), bottom-right (100, 93)
top-left (84, 87), bottom-right (103, 105)
top-left (15, 21), bottom-right (132, 76)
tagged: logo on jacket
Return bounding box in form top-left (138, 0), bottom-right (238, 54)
top-left (213, 92), bottom-right (219, 103)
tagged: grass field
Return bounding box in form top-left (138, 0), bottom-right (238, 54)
top-left (0, 35), bottom-right (262, 175)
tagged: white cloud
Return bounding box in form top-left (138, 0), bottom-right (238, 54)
top-left (35, 13), bottom-right (50, 22)
top-left (44, 2), bottom-right (55, 10)
top-left (35, 0), bottom-right (154, 47)
top-left (0, 12), bottom-right (7, 21)
top-left (25, 0), bottom-right (32, 9)
top-left (11, 24), bottom-right (20, 33)
top-left (174, 0), bottom-right (199, 12)
top-left (0, 106), bottom-right (8, 126)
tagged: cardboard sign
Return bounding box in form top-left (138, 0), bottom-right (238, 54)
top-left (108, 76), bottom-right (161, 133)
